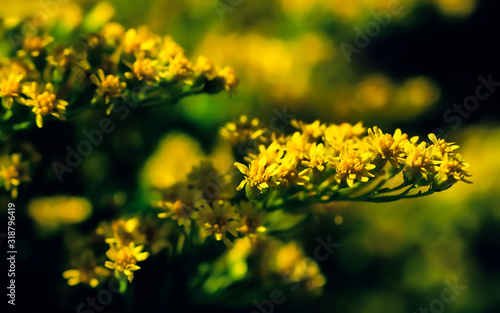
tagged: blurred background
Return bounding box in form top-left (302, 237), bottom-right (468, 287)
top-left (1, 0), bottom-right (500, 312)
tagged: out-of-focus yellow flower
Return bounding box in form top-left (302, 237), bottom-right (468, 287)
top-left (28, 196), bottom-right (92, 229)
top-left (98, 217), bottom-right (145, 248)
top-left (90, 69), bottom-right (126, 113)
top-left (197, 200), bottom-right (241, 248)
top-left (123, 26), bottom-right (158, 55)
top-left (105, 242), bottom-right (149, 283)
top-left (270, 241), bottom-right (326, 291)
top-left (168, 54), bottom-right (192, 81)
top-left (194, 55), bottom-right (217, 80)
top-left (63, 251), bottom-right (110, 288)
top-left (333, 147), bottom-right (375, 187)
top-left (101, 22), bottom-right (125, 46)
top-left (291, 119), bottom-right (327, 140)
top-left (218, 66), bottom-right (238, 94)
top-left (156, 199), bottom-right (199, 229)
top-left (0, 73), bottom-right (23, 109)
top-left (17, 35), bottom-right (53, 58)
top-left (158, 36), bottom-right (184, 62)
top-left (142, 133), bottom-right (204, 189)
top-left (124, 53), bottom-right (163, 84)
top-left (366, 127), bottom-right (409, 168)
top-left (46, 46), bottom-right (90, 72)
top-left (0, 153), bottom-right (29, 199)
top-left (237, 201), bottom-right (267, 240)
top-left (19, 82), bottom-right (68, 128)
top-left (220, 115), bottom-right (266, 144)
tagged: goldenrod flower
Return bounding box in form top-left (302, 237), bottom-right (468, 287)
top-left (18, 35), bottom-right (53, 58)
top-left (433, 153), bottom-right (472, 191)
top-left (365, 127), bottom-right (408, 168)
top-left (168, 54), bottom-right (192, 81)
top-left (155, 199), bottom-right (199, 229)
top-left (101, 22), bottom-right (125, 46)
top-left (63, 251), bottom-right (110, 288)
top-left (197, 200), bottom-right (240, 248)
top-left (284, 132), bottom-right (310, 159)
top-left (291, 119), bottom-right (326, 140)
top-left (90, 69), bottom-right (126, 113)
top-left (333, 147), bottom-right (375, 187)
top-left (105, 242), bottom-right (149, 283)
top-left (218, 66), bottom-right (239, 94)
top-left (46, 46), bottom-right (90, 72)
top-left (245, 141), bottom-right (284, 165)
top-left (301, 143), bottom-right (331, 172)
top-left (403, 142), bottom-right (436, 183)
top-left (124, 53), bottom-right (163, 84)
top-left (324, 122), bottom-right (366, 154)
top-left (194, 55), bottom-right (217, 80)
top-left (123, 26), bottom-right (158, 55)
top-left (276, 153), bottom-right (301, 186)
top-left (237, 201), bottom-right (267, 240)
top-left (19, 82), bottom-right (68, 128)
top-left (235, 157), bottom-right (280, 197)
top-left (98, 217), bottom-right (145, 248)
top-left (158, 36), bottom-right (184, 62)
top-left (0, 73), bottom-right (23, 109)
top-left (220, 115), bottom-right (266, 144)
top-left (428, 133), bottom-right (459, 159)
top-left (0, 153), bottom-right (29, 199)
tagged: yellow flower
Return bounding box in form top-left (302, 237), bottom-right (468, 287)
top-left (101, 22), bottom-right (125, 46)
top-left (234, 157), bottom-right (280, 196)
top-left (105, 242), bottom-right (149, 283)
top-left (220, 115), bottom-right (266, 144)
top-left (333, 146), bottom-right (375, 187)
top-left (98, 217), bottom-right (145, 248)
top-left (403, 141), bottom-right (436, 183)
top-left (0, 73), bottom-right (23, 109)
top-left (365, 126), bottom-right (409, 168)
top-left (19, 82), bottom-right (68, 128)
top-left (0, 153), bottom-right (29, 199)
top-left (46, 46), bottom-right (90, 72)
top-left (324, 122), bottom-right (366, 154)
top-left (155, 199), bottom-right (199, 229)
top-left (123, 26), bottom-right (158, 55)
top-left (197, 200), bottom-right (241, 248)
top-left (428, 133), bottom-right (459, 159)
top-left (194, 55), bottom-right (217, 80)
top-left (301, 143), bottom-right (331, 172)
top-left (291, 119), bottom-right (327, 140)
top-left (433, 153), bottom-right (472, 191)
top-left (244, 141), bottom-right (284, 165)
top-left (168, 54), bottom-right (192, 81)
top-left (276, 153), bottom-right (301, 186)
top-left (158, 36), bottom-right (184, 62)
top-left (218, 66), bottom-right (239, 94)
top-left (63, 251), bottom-right (110, 288)
top-left (237, 201), bottom-right (267, 239)
top-left (18, 35), bottom-right (53, 58)
top-left (284, 132), bottom-right (310, 159)
top-left (124, 53), bottom-right (163, 84)
top-left (90, 69), bottom-right (126, 114)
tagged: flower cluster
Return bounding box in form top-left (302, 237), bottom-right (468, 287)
top-left (0, 21), bottom-right (237, 130)
top-left (229, 117), bottom-right (472, 202)
top-left (61, 116), bottom-right (471, 294)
